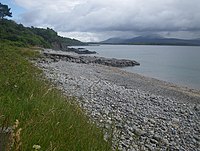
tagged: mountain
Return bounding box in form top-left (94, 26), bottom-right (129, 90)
top-left (101, 35), bottom-right (200, 46)
top-left (101, 37), bottom-right (126, 43)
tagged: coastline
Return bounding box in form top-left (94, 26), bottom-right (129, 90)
top-left (35, 50), bottom-right (200, 150)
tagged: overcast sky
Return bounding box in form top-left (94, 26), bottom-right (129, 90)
top-left (3, 0), bottom-right (200, 41)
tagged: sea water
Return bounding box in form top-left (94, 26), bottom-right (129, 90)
top-left (73, 45), bottom-right (200, 90)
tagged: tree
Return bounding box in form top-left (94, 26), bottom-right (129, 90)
top-left (0, 3), bottom-right (12, 19)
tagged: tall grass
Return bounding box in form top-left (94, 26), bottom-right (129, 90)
top-left (0, 42), bottom-right (112, 150)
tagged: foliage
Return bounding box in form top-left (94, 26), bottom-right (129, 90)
top-left (30, 27), bottom-right (86, 47)
top-left (0, 3), bottom-right (12, 19)
top-left (0, 19), bottom-right (85, 49)
top-left (29, 27), bottom-right (58, 43)
top-left (0, 19), bottom-right (50, 48)
top-left (0, 3), bottom-right (108, 150)
top-left (0, 43), bottom-right (111, 150)
top-left (0, 3), bottom-right (85, 48)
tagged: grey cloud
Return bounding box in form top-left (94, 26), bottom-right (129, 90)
top-left (14, 0), bottom-right (200, 41)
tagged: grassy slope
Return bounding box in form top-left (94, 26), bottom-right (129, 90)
top-left (0, 43), bottom-right (111, 150)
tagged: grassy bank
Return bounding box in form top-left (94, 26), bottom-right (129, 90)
top-left (0, 42), bottom-right (111, 150)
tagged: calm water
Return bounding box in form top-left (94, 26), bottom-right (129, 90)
top-left (73, 45), bottom-right (200, 90)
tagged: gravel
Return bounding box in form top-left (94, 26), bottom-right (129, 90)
top-left (35, 53), bottom-right (200, 151)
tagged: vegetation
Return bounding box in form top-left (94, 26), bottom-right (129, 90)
top-left (0, 42), bottom-right (111, 150)
top-left (0, 19), bottom-right (51, 48)
top-left (0, 2), bottom-right (84, 48)
top-left (0, 3), bottom-right (85, 48)
top-left (30, 27), bottom-right (85, 47)
top-left (0, 3), bottom-right (110, 150)
top-left (0, 3), bottom-right (12, 19)
top-left (0, 19), bottom-right (85, 48)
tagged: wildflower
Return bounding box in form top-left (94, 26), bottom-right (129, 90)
top-left (9, 120), bottom-right (22, 151)
top-left (33, 144), bottom-right (41, 150)
top-left (15, 128), bottom-right (22, 143)
top-left (13, 119), bottom-right (19, 129)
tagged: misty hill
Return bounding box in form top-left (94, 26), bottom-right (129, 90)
top-left (0, 19), bottom-right (85, 49)
top-left (101, 35), bottom-right (200, 46)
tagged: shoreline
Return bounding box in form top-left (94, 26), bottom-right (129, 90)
top-left (35, 50), bottom-right (200, 150)
top-left (114, 66), bottom-right (200, 103)
top-left (123, 67), bottom-right (200, 92)
top-left (76, 44), bottom-right (200, 91)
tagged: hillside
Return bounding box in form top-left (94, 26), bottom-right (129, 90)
top-left (101, 35), bottom-right (200, 46)
top-left (0, 19), bottom-right (85, 49)
top-left (0, 19), bottom-right (110, 150)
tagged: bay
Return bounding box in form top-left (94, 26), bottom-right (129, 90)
top-left (73, 45), bottom-right (200, 90)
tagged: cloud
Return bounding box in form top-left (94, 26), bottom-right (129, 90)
top-left (14, 0), bottom-right (200, 41)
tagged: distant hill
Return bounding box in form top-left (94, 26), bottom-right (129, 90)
top-left (101, 35), bottom-right (200, 46)
top-left (0, 19), bottom-right (86, 49)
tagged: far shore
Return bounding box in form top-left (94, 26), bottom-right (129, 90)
top-left (35, 49), bottom-right (200, 150)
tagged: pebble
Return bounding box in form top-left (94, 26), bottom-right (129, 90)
top-left (162, 138), bottom-right (169, 145)
top-left (132, 127), bottom-right (146, 136)
top-left (152, 134), bottom-right (162, 142)
top-left (145, 144), bottom-right (154, 151)
top-left (149, 119), bottom-right (156, 124)
top-left (35, 52), bottom-right (200, 151)
top-left (193, 135), bottom-right (200, 141)
top-left (172, 118), bottom-right (180, 123)
top-left (150, 139), bottom-right (158, 144)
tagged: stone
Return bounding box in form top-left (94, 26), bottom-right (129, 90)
top-left (35, 51), bottom-right (200, 151)
top-left (194, 105), bottom-right (200, 111)
top-left (132, 126), bottom-right (146, 136)
top-left (172, 118), bottom-right (179, 123)
top-left (145, 144), bottom-right (154, 151)
top-left (193, 135), bottom-right (200, 141)
top-left (162, 138), bottom-right (169, 145)
top-left (0, 127), bottom-right (12, 150)
top-left (153, 134), bottom-right (162, 142)
top-left (149, 118), bottom-right (156, 124)
top-left (43, 50), bottom-right (140, 67)
top-left (150, 139), bottom-right (158, 144)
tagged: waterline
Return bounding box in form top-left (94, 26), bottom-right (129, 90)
top-left (73, 45), bottom-right (200, 90)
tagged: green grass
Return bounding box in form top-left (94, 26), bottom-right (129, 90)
top-left (0, 42), bottom-right (112, 150)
